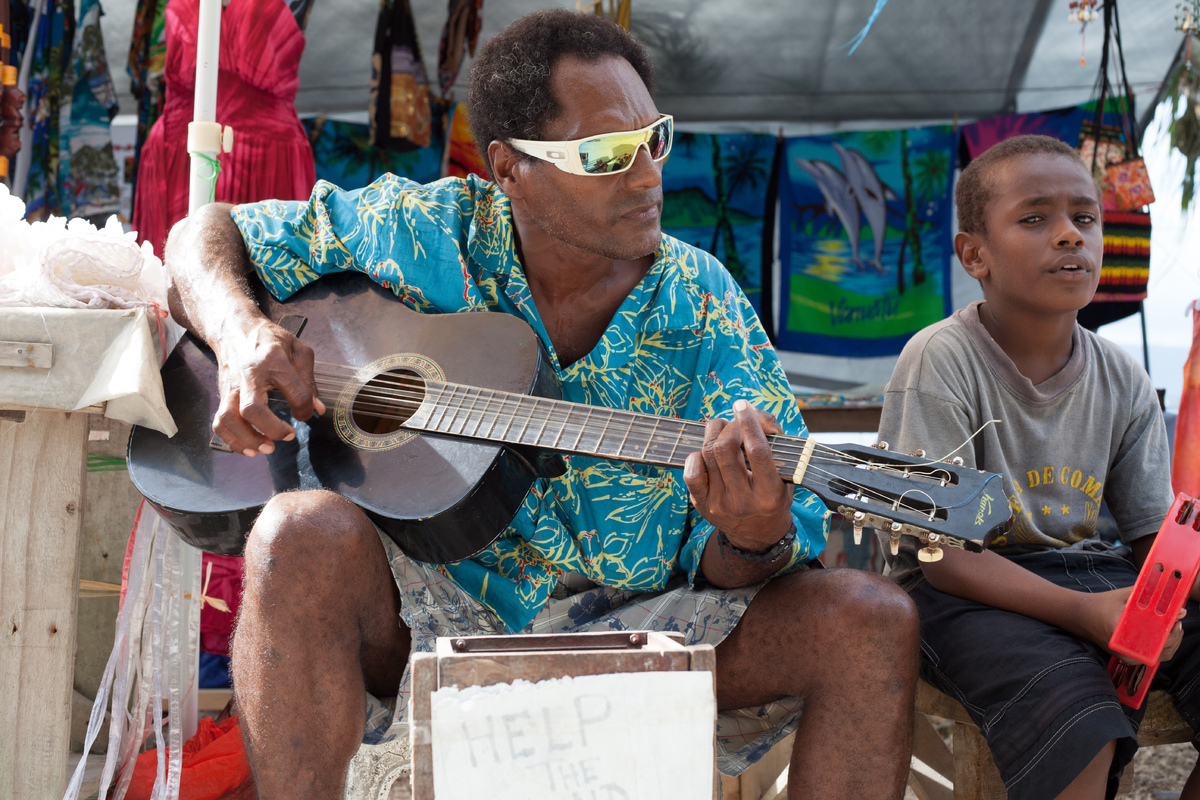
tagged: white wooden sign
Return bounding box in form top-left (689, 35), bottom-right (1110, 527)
top-left (430, 671), bottom-right (715, 799)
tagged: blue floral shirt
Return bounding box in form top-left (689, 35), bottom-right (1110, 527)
top-left (231, 174), bottom-right (829, 633)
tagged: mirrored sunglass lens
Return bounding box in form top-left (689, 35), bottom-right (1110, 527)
top-left (580, 136), bottom-right (636, 174)
top-left (578, 120), bottom-right (670, 173)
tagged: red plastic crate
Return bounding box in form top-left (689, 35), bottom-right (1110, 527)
top-left (1107, 492), bottom-right (1200, 708)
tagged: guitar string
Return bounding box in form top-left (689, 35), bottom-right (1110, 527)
top-left (309, 361), bottom-right (997, 475)
top-left (307, 364), bottom-right (899, 470)
top-left (300, 376), bottom-right (993, 525)
top-left (305, 368), bottom-right (959, 489)
top-left (300, 365), bottom-right (990, 520)
top-left (319, 414), bottom-right (973, 528)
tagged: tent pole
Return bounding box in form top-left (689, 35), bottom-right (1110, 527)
top-left (189, 0), bottom-right (223, 213)
top-left (178, 0), bottom-right (227, 743)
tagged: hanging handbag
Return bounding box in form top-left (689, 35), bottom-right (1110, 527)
top-left (1080, 9), bottom-right (1154, 213)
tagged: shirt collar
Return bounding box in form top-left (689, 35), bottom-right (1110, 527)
top-left (467, 180), bottom-right (703, 335)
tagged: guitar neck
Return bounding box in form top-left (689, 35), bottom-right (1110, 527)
top-left (404, 380), bottom-right (812, 483)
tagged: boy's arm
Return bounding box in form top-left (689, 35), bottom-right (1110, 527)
top-left (880, 337), bottom-right (1182, 659)
top-left (922, 547), bottom-right (1184, 661)
top-left (921, 548), bottom-right (1124, 645)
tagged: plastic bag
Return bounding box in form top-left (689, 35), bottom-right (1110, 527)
top-left (125, 716), bottom-right (253, 800)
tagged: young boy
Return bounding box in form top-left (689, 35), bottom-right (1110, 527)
top-left (880, 134), bottom-right (1200, 800)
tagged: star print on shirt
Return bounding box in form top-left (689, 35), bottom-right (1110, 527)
top-left (1042, 506), bottom-right (1051, 515)
top-left (1061, 505), bottom-right (1070, 515)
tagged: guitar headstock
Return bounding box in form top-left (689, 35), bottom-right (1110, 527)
top-left (797, 442), bottom-right (1013, 561)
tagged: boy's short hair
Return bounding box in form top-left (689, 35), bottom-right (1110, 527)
top-left (956, 135), bottom-right (1097, 236)
top-left (467, 9), bottom-right (656, 179)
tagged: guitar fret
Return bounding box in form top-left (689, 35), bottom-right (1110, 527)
top-left (666, 421), bottom-right (687, 464)
top-left (571, 407), bottom-right (593, 451)
top-left (484, 388), bottom-right (513, 438)
top-left (548, 402), bottom-right (570, 448)
top-left (641, 417), bottom-right (662, 460)
top-left (496, 392), bottom-right (519, 442)
top-left (468, 390), bottom-right (494, 438)
top-left (595, 410), bottom-right (616, 457)
top-left (456, 387), bottom-right (484, 435)
top-left (531, 398), bottom-right (553, 446)
top-left (428, 384), bottom-right (456, 431)
top-left (514, 397), bottom-right (536, 444)
top-left (614, 412), bottom-right (634, 459)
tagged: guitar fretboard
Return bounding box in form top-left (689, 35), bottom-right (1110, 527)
top-left (403, 380), bottom-right (808, 480)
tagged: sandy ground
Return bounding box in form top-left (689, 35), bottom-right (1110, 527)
top-left (902, 739), bottom-right (1198, 800)
top-left (71, 742), bottom-right (1200, 799)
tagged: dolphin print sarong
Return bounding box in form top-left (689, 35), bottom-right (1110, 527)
top-left (777, 126), bottom-right (958, 356)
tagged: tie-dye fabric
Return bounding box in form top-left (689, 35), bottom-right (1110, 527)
top-left (231, 173), bottom-right (830, 634)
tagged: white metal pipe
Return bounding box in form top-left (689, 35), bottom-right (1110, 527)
top-left (179, 0), bottom-right (226, 742)
top-left (188, 0), bottom-right (222, 214)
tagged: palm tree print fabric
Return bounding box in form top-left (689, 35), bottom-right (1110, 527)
top-left (778, 127), bottom-right (958, 356)
top-left (231, 173), bottom-right (830, 634)
top-left (303, 116), bottom-right (443, 191)
top-left (660, 132), bottom-right (776, 317)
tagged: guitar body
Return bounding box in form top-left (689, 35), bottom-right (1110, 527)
top-left (127, 271), bottom-right (561, 563)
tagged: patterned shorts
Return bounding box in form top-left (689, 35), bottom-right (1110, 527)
top-left (365, 528), bottom-right (810, 775)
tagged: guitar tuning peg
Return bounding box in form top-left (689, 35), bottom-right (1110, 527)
top-left (852, 511), bottom-right (866, 546)
top-left (950, 456), bottom-right (964, 466)
top-left (873, 441), bottom-right (889, 451)
top-left (917, 532), bottom-right (944, 563)
top-left (889, 530), bottom-right (901, 556)
top-left (909, 449), bottom-right (925, 458)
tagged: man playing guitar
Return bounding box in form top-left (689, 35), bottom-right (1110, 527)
top-left (162, 10), bottom-right (920, 798)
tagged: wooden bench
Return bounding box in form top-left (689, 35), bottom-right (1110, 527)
top-left (909, 680), bottom-right (1194, 800)
top-left (723, 680), bottom-right (1194, 800)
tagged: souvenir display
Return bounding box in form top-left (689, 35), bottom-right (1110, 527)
top-left (368, 0), bottom-right (432, 150)
top-left (131, 0), bottom-right (315, 255)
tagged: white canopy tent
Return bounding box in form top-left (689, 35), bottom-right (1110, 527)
top-left (92, 0), bottom-right (1187, 393)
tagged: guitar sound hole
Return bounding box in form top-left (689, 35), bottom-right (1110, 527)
top-left (352, 369), bottom-right (426, 435)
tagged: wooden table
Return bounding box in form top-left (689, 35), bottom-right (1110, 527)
top-left (797, 402), bottom-right (883, 433)
top-left (0, 402), bottom-right (106, 800)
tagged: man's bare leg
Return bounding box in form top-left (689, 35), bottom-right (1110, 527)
top-left (232, 489), bottom-right (410, 799)
top-left (715, 567), bottom-right (919, 800)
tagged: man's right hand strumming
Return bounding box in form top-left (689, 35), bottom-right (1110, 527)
top-left (212, 317), bottom-right (324, 457)
top-left (164, 202), bottom-right (325, 458)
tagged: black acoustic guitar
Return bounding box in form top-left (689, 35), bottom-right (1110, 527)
top-left (127, 271), bottom-right (1012, 563)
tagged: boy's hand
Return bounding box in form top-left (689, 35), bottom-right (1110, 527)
top-left (1083, 587), bottom-right (1185, 664)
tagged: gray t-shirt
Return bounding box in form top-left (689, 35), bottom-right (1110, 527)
top-left (879, 301), bottom-right (1173, 590)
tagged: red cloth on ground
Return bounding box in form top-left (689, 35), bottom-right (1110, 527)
top-left (1174, 301), bottom-right (1200, 497)
top-left (125, 716), bottom-right (253, 800)
top-left (131, 0), bottom-right (315, 256)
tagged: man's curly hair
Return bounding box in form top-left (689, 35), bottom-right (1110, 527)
top-left (467, 9), bottom-right (655, 179)
top-left (956, 134), bottom-right (1099, 236)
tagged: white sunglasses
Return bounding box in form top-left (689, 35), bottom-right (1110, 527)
top-left (508, 114), bottom-right (674, 176)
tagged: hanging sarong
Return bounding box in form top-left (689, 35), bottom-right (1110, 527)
top-left (776, 126), bottom-right (957, 356)
top-left (660, 131), bottom-right (776, 316)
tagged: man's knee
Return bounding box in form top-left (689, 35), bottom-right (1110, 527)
top-left (778, 568), bottom-right (918, 651)
top-left (245, 490), bottom-right (379, 580)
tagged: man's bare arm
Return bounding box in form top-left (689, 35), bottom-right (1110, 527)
top-left (164, 203), bottom-right (323, 457)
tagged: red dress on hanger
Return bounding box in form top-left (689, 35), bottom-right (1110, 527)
top-left (132, 0), bottom-right (315, 255)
